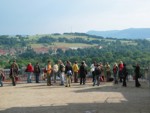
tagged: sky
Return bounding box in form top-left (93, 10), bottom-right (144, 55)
top-left (0, 0), bottom-right (150, 35)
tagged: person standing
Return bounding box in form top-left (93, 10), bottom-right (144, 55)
top-left (79, 61), bottom-right (87, 85)
top-left (93, 64), bottom-right (101, 86)
top-left (34, 62), bottom-right (41, 83)
top-left (113, 63), bottom-right (118, 84)
top-left (134, 64), bottom-right (141, 87)
top-left (26, 63), bottom-right (34, 83)
top-left (58, 60), bottom-right (65, 86)
top-left (105, 62), bottom-right (111, 82)
top-left (53, 63), bottom-right (59, 83)
top-left (99, 62), bottom-right (104, 82)
top-left (118, 61), bottom-right (124, 82)
top-left (65, 61), bottom-right (73, 87)
top-left (46, 61), bottom-right (52, 86)
top-left (122, 63), bottom-right (128, 87)
top-left (90, 61), bottom-right (96, 82)
top-left (72, 61), bottom-right (79, 83)
top-left (0, 70), bottom-right (4, 87)
top-left (10, 60), bottom-right (19, 86)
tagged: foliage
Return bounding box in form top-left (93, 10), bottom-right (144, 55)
top-left (0, 33), bottom-right (150, 76)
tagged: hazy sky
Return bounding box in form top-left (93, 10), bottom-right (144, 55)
top-left (0, 0), bottom-right (150, 35)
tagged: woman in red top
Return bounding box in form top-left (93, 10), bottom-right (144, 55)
top-left (118, 61), bottom-right (124, 83)
top-left (113, 63), bottom-right (118, 84)
top-left (26, 63), bottom-right (33, 83)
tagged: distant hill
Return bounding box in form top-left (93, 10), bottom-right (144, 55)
top-left (87, 28), bottom-right (150, 39)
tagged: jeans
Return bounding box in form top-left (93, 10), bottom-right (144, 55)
top-left (119, 71), bottom-right (123, 82)
top-left (60, 72), bottom-right (65, 85)
top-left (53, 71), bottom-right (58, 83)
top-left (34, 73), bottom-right (40, 83)
top-left (93, 75), bottom-right (100, 86)
top-left (27, 72), bottom-right (32, 83)
top-left (113, 73), bottom-right (118, 84)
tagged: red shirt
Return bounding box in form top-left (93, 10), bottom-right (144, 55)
top-left (27, 64), bottom-right (33, 72)
top-left (119, 64), bottom-right (124, 71)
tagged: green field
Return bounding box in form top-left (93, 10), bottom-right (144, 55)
top-left (31, 42), bottom-right (98, 49)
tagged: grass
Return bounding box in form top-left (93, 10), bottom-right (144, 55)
top-left (30, 42), bottom-right (98, 49)
top-left (26, 34), bottom-right (138, 48)
top-left (52, 42), bottom-right (97, 47)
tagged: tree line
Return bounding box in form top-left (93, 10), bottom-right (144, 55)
top-left (0, 34), bottom-right (150, 76)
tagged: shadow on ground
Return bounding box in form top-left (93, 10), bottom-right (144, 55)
top-left (0, 102), bottom-right (150, 113)
top-left (1, 81), bottom-right (150, 113)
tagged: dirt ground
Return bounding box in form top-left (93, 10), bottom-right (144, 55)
top-left (0, 80), bottom-right (150, 113)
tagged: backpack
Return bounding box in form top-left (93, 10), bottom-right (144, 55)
top-left (67, 70), bottom-right (72, 76)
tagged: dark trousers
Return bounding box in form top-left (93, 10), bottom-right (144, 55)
top-left (74, 72), bottom-right (78, 83)
top-left (123, 75), bottom-right (127, 87)
top-left (80, 76), bottom-right (86, 85)
top-left (114, 73), bottom-right (118, 84)
top-left (47, 73), bottom-right (52, 86)
top-left (106, 71), bottom-right (111, 82)
top-left (0, 76), bottom-right (3, 87)
top-left (119, 71), bottom-right (123, 82)
top-left (92, 71), bottom-right (95, 82)
top-left (11, 72), bottom-right (17, 86)
top-left (135, 76), bottom-right (141, 87)
top-left (11, 75), bottom-right (16, 86)
top-left (35, 73), bottom-right (40, 83)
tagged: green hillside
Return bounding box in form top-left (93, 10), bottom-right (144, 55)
top-left (0, 33), bottom-right (149, 74)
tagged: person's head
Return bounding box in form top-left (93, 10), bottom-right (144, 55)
top-left (120, 61), bottom-right (123, 64)
top-left (93, 61), bottom-right (96, 64)
top-left (13, 60), bottom-right (16, 64)
top-left (81, 61), bottom-right (84, 65)
top-left (48, 61), bottom-right (51, 64)
top-left (99, 62), bottom-right (102, 65)
top-left (114, 63), bottom-right (117, 67)
top-left (66, 61), bottom-right (70, 65)
top-left (96, 63), bottom-right (100, 67)
top-left (106, 62), bottom-right (109, 65)
top-left (75, 61), bottom-right (77, 64)
top-left (36, 62), bottom-right (39, 65)
top-left (58, 60), bottom-right (62, 64)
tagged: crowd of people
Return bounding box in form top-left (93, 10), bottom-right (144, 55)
top-left (0, 60), bottom-right (141, 88)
